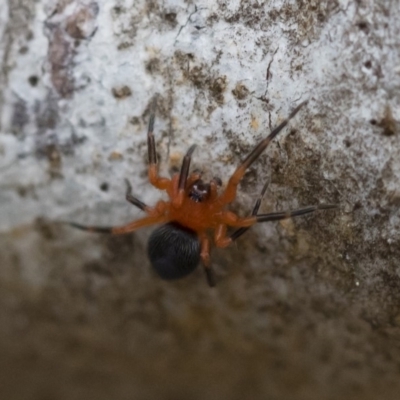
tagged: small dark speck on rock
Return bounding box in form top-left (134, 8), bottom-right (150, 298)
top-left (232, 83), bottom-right (249, 100)
top-left (117, 42), bottom-right (132, 50)
top-left (28, 75), bottom-right (39, 86)
top-left (164, 12), bottom-right (177, 26)
top-left (100, 182), bottom-right (109, 192)
top-left (378, 105), bottom-right (396, 136)
top-left (113, 6), bottom-right (122, 14)
top-left (343, 138), bottom-right (352, 147)
top-left (146, 58), bottom-right (161, 74)
top-left (112, 86), bottom-right (132, 99)
top-left (130, 117), bottom-right (140, 125)
top-left (357, 21), bottom-right (369, 33)
top-left (12, 100), bottom-right (29, 134)
top-left (364, 61), bottom-right (372, 69)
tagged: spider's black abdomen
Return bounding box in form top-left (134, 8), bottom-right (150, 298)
top-left (147, 222), bottom-right (201, 280)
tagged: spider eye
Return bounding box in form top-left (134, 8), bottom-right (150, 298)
top-left (189, 179), bottom-right (210, 203)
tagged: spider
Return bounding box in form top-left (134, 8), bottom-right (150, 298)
top-left (69, 98), bottom-right (336, 287)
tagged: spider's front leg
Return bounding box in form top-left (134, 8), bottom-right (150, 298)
top-left (218, 101), bottom-right (307, 206)
top-left (147, 97), bottom-right (171, 191)
top-left (172, 144), bottom-right (197, 208)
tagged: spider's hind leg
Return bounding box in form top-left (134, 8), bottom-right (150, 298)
top-left (68, 223), bottom-right (113, 234)
top-left (230, 180), bottom-right (269, 242)
top-left (67, 215), bottom-right (168, 235)
top-left (124, 178), bottom-right (148, 212)
top-left (229, 203), bottom-right (337, 243)
top-left (254, 204), bottom-right (337, 224)
top-left (199, 234), bottom-right (216, 287)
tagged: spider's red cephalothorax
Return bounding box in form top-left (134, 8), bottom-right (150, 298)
top-left (70, 98), bottom-right (336, 286)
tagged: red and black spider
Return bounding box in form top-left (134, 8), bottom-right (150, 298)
top-left (69, 98), bottom-right (336, 286)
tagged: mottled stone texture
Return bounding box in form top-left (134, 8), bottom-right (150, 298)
top-left (1, 1), bottom-right (400, 399)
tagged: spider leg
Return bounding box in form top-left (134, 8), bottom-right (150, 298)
top-left (178, 145), bottom-right (197, 191)
top-left (209, 180), bottom-right (219, 201)
top-left (228, 180), bottom-right (269, 241)
top-left (173, 144), bottom-right (197, 207)
top-left (218, 100), bottom-right (307, 206)
top-left (199, 234), bottom-right (216, 287)
top-left (215, 204), bottom-right (337, 247)
top-left (186, 171), bottom-right (202, 188)
top-left (124, 178), bottom-right (148, 212)
top-left (68, 214), bottom-right (169, 235)
top-left (253, 204), bottom-right (337, 223)
top-left (67, 223), bottom-right (114, 234)
top-left (147, 97), bottom-right (171, 191)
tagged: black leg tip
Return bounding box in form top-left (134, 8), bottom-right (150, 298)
top-left (124, 178), bottom-right (133, 193)
top-left (205, 268), bottom-right (216, 287)
top-left (319, 204), bottom-right (338, 210)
